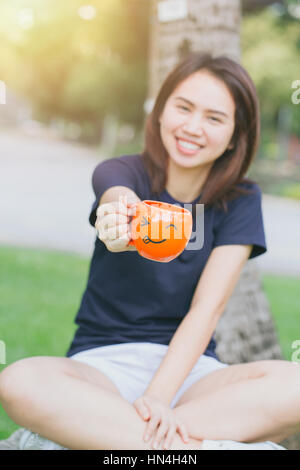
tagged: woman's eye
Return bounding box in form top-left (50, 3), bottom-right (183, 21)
top-left (209, 116), bottom-right (221, 122)
top-left (178, 105), bottom-right (190, 112)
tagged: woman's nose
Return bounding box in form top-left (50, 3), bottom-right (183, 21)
top-left (182, 115), bottom-right (204, 135)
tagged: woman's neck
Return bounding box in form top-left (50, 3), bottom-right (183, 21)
top-left (165, 159), bottom-right (212, 203)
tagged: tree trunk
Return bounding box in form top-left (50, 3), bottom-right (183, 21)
top-left (148, 0), bottom-right (241, 100)
top-left (148, 0), bottom-right (299, 449)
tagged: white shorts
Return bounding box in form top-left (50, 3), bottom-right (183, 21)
top-left (69, 342), bottom-right (229, 408)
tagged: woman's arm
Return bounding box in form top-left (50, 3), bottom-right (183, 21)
top-left (99, 185), bottom-right (141, 206)
top-left (144, 243), bottom-right (253, 405)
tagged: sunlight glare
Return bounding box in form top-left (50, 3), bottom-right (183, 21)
top-left (77, 5), bottom-right (97, 21)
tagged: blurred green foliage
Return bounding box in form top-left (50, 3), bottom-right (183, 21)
top-left (0, 0), bottom-right (150, 135)
top-left (242, 7), bottom-right (300, 138)
top-left (281, 182), bottom-right (300, 199)
top-left (242, 6), bottom-right (300, 195)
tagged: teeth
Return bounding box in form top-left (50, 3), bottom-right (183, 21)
top-left (178, 139), bottom-right (200, 150)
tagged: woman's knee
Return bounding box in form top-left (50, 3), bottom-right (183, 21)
top-left (0, 356), bottom-right (50, 405)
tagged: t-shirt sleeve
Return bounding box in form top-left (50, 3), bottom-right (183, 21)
top-left (89, 157), bottom-right (139, 227)
top-left (212, 184), bottom-right (267, 259)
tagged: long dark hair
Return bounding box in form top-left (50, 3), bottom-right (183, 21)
top-left (142, 52), bottom-right (260, 212)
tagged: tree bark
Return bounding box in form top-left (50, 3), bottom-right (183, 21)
top-left (148, 0), bottom-right (299, 449)
top-left (148, 0), bottom-right (241, 100)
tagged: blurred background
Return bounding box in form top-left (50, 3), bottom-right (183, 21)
top-left (0, 0), bottom-right (299, 446)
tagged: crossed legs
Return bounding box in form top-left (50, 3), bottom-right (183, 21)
top-left (173, 359), bottom-right (300, 444)
top-left (0, 356), bottom-right (203, 450)
top-left (0, 356), bottom-right (299, 449)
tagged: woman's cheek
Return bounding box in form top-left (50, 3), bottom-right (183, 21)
top-left (209, 129), bottom-right (230, 147)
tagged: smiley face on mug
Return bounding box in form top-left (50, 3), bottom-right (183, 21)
top-left (140, 215), bottom-right (178, 244)
top-left (128, 200), bottom-right (192, 262)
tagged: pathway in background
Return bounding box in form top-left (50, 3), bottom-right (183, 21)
top-left (0, 128), bottom-right (299, 276)
top-left (260, 194), bottom-right (300, 276)
top-left (0, 128), bottom-right (99, 257)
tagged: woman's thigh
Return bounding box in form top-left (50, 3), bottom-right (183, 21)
top-left (174, 359), bottom-right (294, 407)
top-left (0, 355), bottom-right (122, 401)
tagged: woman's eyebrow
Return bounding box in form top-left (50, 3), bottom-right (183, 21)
top-left (175, 96), bottom-right (229, 118)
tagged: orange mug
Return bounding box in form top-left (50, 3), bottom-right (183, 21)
top-left (128, 200), bottom-right (193, 262)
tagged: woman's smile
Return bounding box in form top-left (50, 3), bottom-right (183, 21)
top-left (175, 137), bottom-right (205, 156)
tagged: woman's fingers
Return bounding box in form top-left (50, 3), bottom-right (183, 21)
top-left (96, 202), bottom-right (121, 219)
top-left (95, 206), bottom-right (131, 246)
top-left (152, 421), bottom-right (173, 450)
top-left (100, 222), bottom-right (128, 241)
top-left (144, 413), bottom-right (161, 444)
top-left (96, 199), bottom-right (130, 219)
top-left (161, 424), bottom-right (177, 450)
top-left (105, 232), bottom-right (132, 252)
top-left (155, 421), bottom-right (189, 450)
top-left (97, 213), bottom-right (129, 230)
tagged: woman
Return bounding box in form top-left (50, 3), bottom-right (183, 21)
top-left (0, 52), bottom-right (296, 451)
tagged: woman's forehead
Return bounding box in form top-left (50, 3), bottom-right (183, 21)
top-left (170, 71), bottom-right (235, 115)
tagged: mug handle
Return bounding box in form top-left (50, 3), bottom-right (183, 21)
top-left (127, 201), bottom-right (139, 246)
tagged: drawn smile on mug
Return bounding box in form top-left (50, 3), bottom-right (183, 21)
top-left (141, 216), bottom-right (177, 244)
top-left (143, 236), bottom-right (167, 244)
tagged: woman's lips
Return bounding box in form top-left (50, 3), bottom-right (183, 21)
top-left (176, 138), bottom-right (204, 156)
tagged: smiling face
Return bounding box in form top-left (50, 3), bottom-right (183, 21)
top-left (158, 70), bottom-right (236, 170)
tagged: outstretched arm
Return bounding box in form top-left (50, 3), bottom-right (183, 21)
top-left (137, 244), bottom-right (252, 449)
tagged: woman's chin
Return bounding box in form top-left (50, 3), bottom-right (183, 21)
top-left (170, 154), bottom-right (206, 168)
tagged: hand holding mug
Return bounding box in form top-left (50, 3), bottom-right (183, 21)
top-left (95, 196), bottom-right (138, 252)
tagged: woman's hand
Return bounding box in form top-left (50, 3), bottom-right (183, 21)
top-left (95, 196), bottom-right (137, 252)
top-left (133, 395), bottom-right (189, 450)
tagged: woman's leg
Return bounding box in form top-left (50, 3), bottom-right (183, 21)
top-left (0, 356), bottom-right (202, 450)
top-left (172, 360), bottom-right (300, 443)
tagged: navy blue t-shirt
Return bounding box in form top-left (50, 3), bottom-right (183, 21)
top-left (65, 154), bottom-right (267, 360)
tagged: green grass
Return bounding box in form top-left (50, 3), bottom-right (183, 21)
top-left (0, 245), bottom-right (89, 439)
top-left (0, 245), bottom-right (299, 440)
top-left (261, 275), bottom-right (300, 361)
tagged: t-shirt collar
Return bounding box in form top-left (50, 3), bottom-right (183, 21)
top-left (161, 188), bottom-right (202, 206)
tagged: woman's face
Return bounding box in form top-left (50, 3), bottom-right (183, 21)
top-left (159, 70), bottom-right (236, 170)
